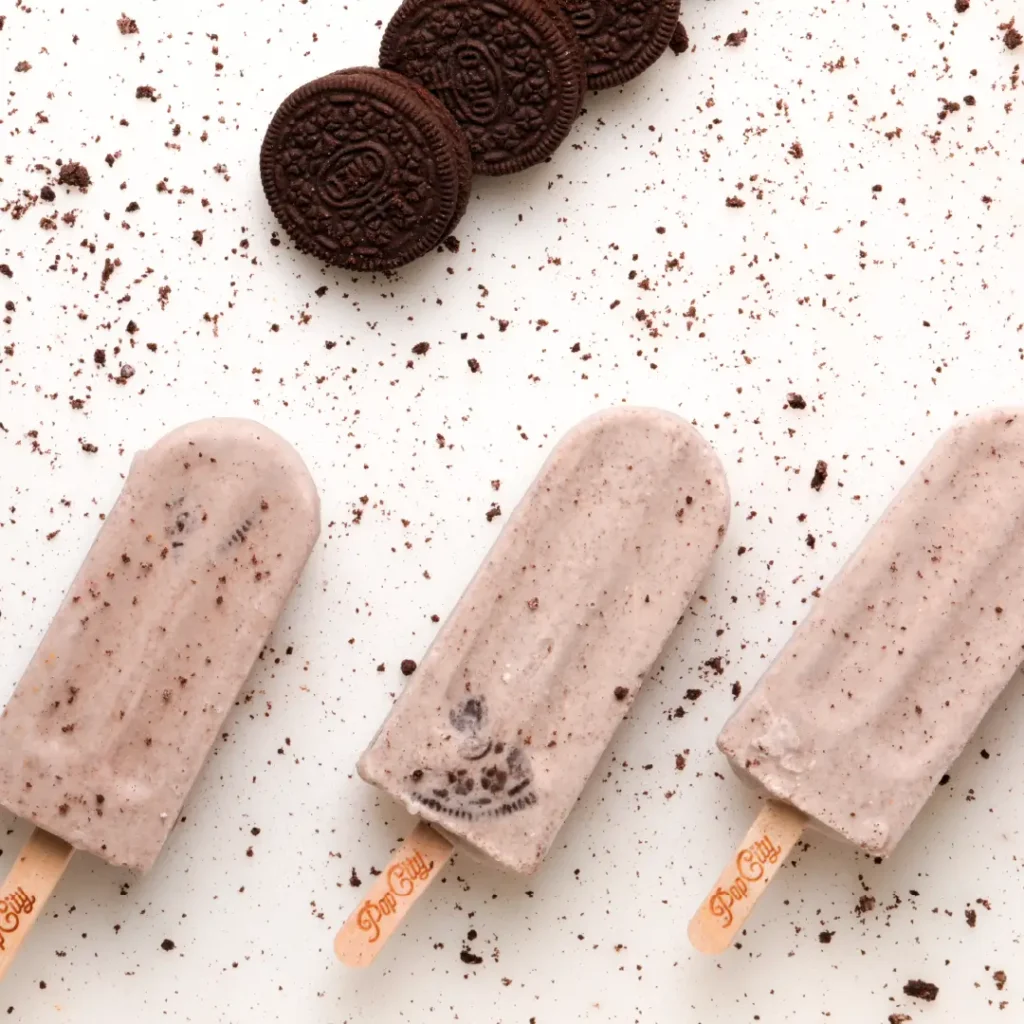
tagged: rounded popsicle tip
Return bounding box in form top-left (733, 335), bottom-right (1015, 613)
top-left (141, 417), bottom-right (321, 543)
top-left (557, 405), bottom-right (731, 535)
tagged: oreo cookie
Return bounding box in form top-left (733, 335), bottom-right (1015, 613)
top-left (559, 0), bottom-right (682, 89)
top-left (260, 68), bottom-right (472, 272)
top-left (380, 0), bottom-right (587, 176)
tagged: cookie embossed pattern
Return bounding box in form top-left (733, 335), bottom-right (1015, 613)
top-left (409, 697), bottom-right (539, 820)
top-left (559, 0), bottom-right (682, 88)
top-left (260, 68), bottom-right (472, 272)
top-left (379, 0), bottom-right (586, 175)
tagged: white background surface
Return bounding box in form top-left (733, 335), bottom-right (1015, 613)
top-left (1, 0), bottom-right (1022, 1020)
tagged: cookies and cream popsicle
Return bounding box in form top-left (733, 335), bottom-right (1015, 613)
top-left (690, 408), bottom-right (1024, 954)
top-left (0, 419), bottom-right (320, 977)
top-left (337, 407), bottom-right (730, 965)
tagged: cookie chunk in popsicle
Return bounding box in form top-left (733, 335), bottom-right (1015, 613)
top-left (0, 419), bottom-right (320, 979)
top-left (337, 407), bottom-right (729, 966)
top-left (690, 408), bottom-right (1024, 954)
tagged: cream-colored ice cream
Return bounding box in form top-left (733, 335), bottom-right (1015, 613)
top-left (0, 419), bottom-right (320, 873)
top-left (359, 407), bottom-right (730, 874)
top-left (719, 408), bottom-right (1024, 857)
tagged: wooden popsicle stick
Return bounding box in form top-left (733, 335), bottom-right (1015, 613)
top-left (688, 801), bottom-right (807, 956)
top-left (335, 822), bottom-right (453, 968)
top-left (0, 828), bottom-right (75, 982)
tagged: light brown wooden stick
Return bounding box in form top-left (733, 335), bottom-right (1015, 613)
top-left (0, 828), bottom-right (75, 981)
top-left (335, 822), bottom-right (453, 968)
top-left (688, 801), bottom-right (806, 955)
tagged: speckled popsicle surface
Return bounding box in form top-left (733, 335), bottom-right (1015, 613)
top-left (719, 408), bottom-right (1024, 857)
top-left (0, 419), bottom-right (320, 873)
top-left (359, 406), bottom-right (730, 873)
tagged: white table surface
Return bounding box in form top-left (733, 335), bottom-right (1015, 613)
top-left (2, 0), bottom-right (1022, 1020)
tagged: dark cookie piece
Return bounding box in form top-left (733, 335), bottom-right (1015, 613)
top-left (380, 0), bottom-right (586, 175)
top-left (260, 68), bottom-right (472, 272)
top-left (559, 0), bottom-right (682, 89)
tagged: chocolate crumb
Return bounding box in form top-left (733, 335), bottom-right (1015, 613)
top-left (40, 185), bottom-right (56, 202)
top-left (117, 13), bottom-right (139, 34)
top-left (789, 141), bottom-right (804, 158)
top-left (58, 162), bottom-right (91, 190)
top-left (467, 358), bottom-right (481, 373)
top-left (443, 236), bottom-right (460, 253)
top-left (192, 229), bottom-right (204, 246)
top-left (888, 1016), bottom-right (912, 1024)
top-left (613, 686), bottom-right (629, 701)
top-left (731, 681), bottom-right (742, 699)
top-left (903, 980), bottom-right (938, 1001)
top-left (725, 196), bottom-right (746, 208)
top-left (460, 948), bottom-right (483, 965)
top-left (349, 868), bottom-right (362, 887)
top-left (787, 392), bottom-right (807, 409)
top-left (965, 907), bottom-right (977, 927)
top-left (668, 22), bottom-right (689, 54)
top-left (136, 85), bottom-right (158, 101)
top-left (810, 460), bottom-right (828, 491)
top-left (954, 0), bottom-right (969, 10)
top-left (400, 659), bottom-right (417, 676)
top-left (994, 970), bottom-right (1007, 990)
top-left (675, 754), bottom-right (686, 770)
top-left (485, 503), bottom-right (501, 521)
top-left (1004, 21), bottom-right (1022, 49)
top-left (160, 939), bottom-right (175, 951)
top-left (411, 342), bottom-right (430, 355)
top-left (725, 27), bottom-right (748, 46)
top-left (818, 930), bottom-right (833, 943)
top-left (806, 533), bottom-right (816, 549)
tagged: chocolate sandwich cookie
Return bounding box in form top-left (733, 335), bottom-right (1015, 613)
top-left (260, 68), bottom-right (472, 272)
top-left (380, 0), bottom-right (586, 176)
top-left (559, 0), bottom-right (682, 90)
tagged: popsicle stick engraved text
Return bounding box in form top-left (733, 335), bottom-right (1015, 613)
top-left (0, 888), bottom-right (37, 951)
top-left (355, 851), bottom-right (432, 943)
top-left (707, 835), bottom-right (783, 928)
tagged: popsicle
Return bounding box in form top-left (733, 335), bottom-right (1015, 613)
top-left (336, 407), bottom-right (730, 965)
top-left (0, 419), bottom-right (320, 978)
top-left (689, 408), bottom-right (1024, 953)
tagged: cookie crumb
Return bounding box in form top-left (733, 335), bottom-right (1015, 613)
top-left (903, 980), bottom-right (938, 1002)
top-left (58, 161), bottom-right (92, 190)
top-left (810, 459), bottom-right (828, 491)
top-left (669, 22), bottom-right (689, 54)
top-left (400, 659), bottom-right (417, 676)
top-left (724, 27), bottom-right (748, 46)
